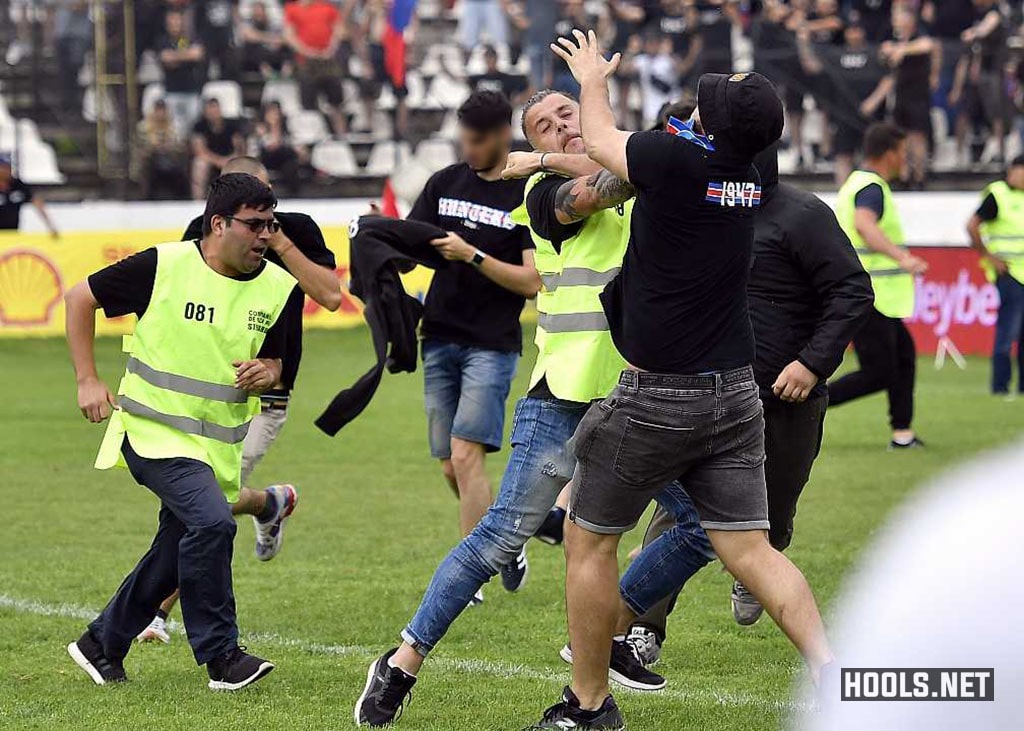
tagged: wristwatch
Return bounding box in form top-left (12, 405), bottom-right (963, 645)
top-left (471, 249), bottom-right (487, 267)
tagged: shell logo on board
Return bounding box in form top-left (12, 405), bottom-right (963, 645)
top-left (0, 249), bottom-right (64, 326)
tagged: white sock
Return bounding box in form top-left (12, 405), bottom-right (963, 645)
top-left (387, 656), bottom-right (417, 678)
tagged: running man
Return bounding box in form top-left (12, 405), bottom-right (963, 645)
top-left (65, 174), bottom-right (295, 690)
top-left (137, 156), bottom-right (341, 644)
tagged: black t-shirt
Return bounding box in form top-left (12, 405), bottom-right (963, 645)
top-left (929, 0), bottom-right (975, 39)
top-left (183, 211), bottom-right (335, 390)
top-left (854, 181), bottom-right (885, 218)
top-left (192, 118), bottom-right (241, 155)
top-left (976, 192), bottom-right (999, 221)
top-left (812, 45), bottom-right (886, 121)
top-left (0, 179), bottom-right (33, 230)
top-left (469, 72), bottom-right (527, 101)
top-left (87, 241), bottom-right (288, 359)
top-left (525, 175), bottom-right (585, 251)
top-left (408, 163), bottom-right (534, 353)
top-left (606, 130), bottom-right (758, 374)
top-left (158, 33), bottom-right (205, 93)
top-left (851, 0), bottom-right (892, 43)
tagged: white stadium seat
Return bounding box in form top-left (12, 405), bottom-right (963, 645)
top-left (311, 140), bottom-right (358, 176)
top-left (429, 73), bottom-right (471, 110)
top-left (288, 110), bottom-right (331, 146)
top-left (202, 80), bottom-right (243, 118)
top-left (16, 141), bottom-right (65, 185)
top-left (365, 140), bottom-right (412, 176)
top-left (141, 83), bottom-right (165, 117)
top-left (261, 79), bottom-right (303, 117)
top-left (415, 138), bottom-right (457, 172)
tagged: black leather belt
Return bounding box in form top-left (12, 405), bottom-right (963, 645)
top-left (618, 366), bottom-right (754, 390)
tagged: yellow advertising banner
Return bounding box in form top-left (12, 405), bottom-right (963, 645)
top-left (0, 227), bottom-right (434, 337)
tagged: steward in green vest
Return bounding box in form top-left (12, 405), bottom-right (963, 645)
top-left (829, 122), bottom-right (927, 449)
top-left (967, 155), bottom-right (1024, 394)
top-left (63, 173), bottom-right (294, 688)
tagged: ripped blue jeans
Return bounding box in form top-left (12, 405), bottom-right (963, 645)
top-left (403, 396), bottom-right (587, 655)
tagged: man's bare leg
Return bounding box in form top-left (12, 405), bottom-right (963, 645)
top-left (449, 437), bottom-right (492, 537)
top-left (707, 528), bottom-right (833, 682)
top-left (565, 519), bottom-right (622, 709)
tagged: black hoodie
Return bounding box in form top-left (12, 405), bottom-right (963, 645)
top-left (748, 148), bottom-right (874, 402)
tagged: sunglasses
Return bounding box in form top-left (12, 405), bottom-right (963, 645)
top-left (223, 215), bottom-right (281, 234)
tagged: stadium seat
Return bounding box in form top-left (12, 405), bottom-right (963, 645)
top-left (428, 72), bottom-right (471, 110)
top-left (202, 80), bottom-right (244, 118)
top-left (0, 95), bottom-right (13, 126)
top-left (261, 79), bottom-right (303, 117)
top-left (16, 141), bottom-right (65, 184)
top-left (310, 140), bottom-right (358, 177)
top-left (239, 0), bottom-right (283, 25)
top-left (406, 72), bottom-right (438, 110)
top-left (415, 138), bottom-right (457, 171)
top-left (288, 110), bottom-right (331, 146)
top-left (365, 140), bottom-right (412, 176)
top-left (141, 83), bottom-right (166, 117)
top-left (136, 50), bottom-right (163, 86)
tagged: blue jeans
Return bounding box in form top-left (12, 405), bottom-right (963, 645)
top-left (618, 484), bottom-right (716, 617)
top-left (403, 396), bottom-right (588, 655)
top-left (423, 339), bottom-right (519, 458)
top-left (993, 275), bottom-right (1024, 394)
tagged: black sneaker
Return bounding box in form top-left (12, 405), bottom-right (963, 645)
top-left (354, 648), bottom-right (417, 727)
top-left (500, 548), bottom-right (529, 592)
top-left (525, 687), bottom-right (625, 730)
top-left (206, 646), bottom-right (274, 690)
top-left (559, 637), bottom-right (666, 691)
top-left (67, 630), bottom-right (127, 685)
top-left (535, 508), bottom-right (566, 546)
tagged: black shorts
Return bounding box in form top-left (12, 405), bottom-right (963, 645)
top-left (832, 120), bottom-right (865, 156)
top-left (568, 368), bottom-right (769, 535)
top-left (894, 97), bottom-right (931, 134)
top-left (297, 57), bottom-right (345, 108)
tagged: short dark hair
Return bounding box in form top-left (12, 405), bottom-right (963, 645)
top-left (1010, 154), bottom-right (1024, 169)
top-left (653, 96), bottom-right (697, 131)
top-left (457, 91), bottom-right (513, 133)
top-left (520, 89), bottom-right (578, 142)
top-left (202, 173), bottom-right (277, 236)
top-left (863, 122), bottom-right (907, 159)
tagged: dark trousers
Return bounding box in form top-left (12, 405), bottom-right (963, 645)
top-left (828, 307), bottom-right (916, 430)
top-left (88, 439), bottom-right (238, 665)
top-left (632, 395), bottom-right (828, 639)
top-left (993, 274), bottom-right (1024, 394)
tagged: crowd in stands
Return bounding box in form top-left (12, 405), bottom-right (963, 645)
top-left (2, 0), bottom-right (1023, 197)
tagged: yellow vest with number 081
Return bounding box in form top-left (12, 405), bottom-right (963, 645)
top-left (94, 241), bottom-right (296, 501)
top-left (836, 169), bottom-right (915, 319)
top-left (512, 172), bottom-right (631, 403)
top-left (979, 180), bottom-right (1024, 284)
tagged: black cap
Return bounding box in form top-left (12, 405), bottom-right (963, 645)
top-left (697, 72), bottom-right (784, 159)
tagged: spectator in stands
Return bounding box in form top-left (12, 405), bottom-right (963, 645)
top-left (240, 1), bottom-right (288, 78)
top-left (503, 0), bottom-right (530, 66)
top-left (850, 0), bottom-right (892, 43)
top-left (284, 0), bottom-right (349, 138)
top-left (0, 153), bottom-right (59, 236)
top-left (950, 0), bottom-right (1010, 165)
top-left (469, 45), bottom-right (529, 105)
top-left (190, 98), bottom-right (245, 199)
top-left (607, 0), bottom-right (646, 127)
top-left (623, 32), bottom-right (683, 130)
top-left (756, 1), bottom-right (811, 170)
top-left (54, 0), bottom-right (92, 109)
top-left (804, 0), bottom-right (845, 45)
top-left (195, 0), bottom-right (240, 80)
top-left (253, 101), bottom-right (307, 194)
top-left (159, 9), bottom-right (207, 139)
top-left (922, 0), bottom-right (974, 134)
top-left (522, 0), bottom-right (559, 91)
top-left (881, 5), bottom-right (938, 189)
top-left (695, 0), bottom-right (741, 76)
top-left (551, 0), bottom-right (605, 99)
top-left (654, 0), bottom-right (703, 90)
top-left (459, 0), bottom-right (508, 54)
top-left (358, 0), bottom-right (414, 139)
top-left (137, 99), bottom-right (190, 200)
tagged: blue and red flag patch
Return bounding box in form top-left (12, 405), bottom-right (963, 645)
top-left (705, 181), bottom-right (762, 208)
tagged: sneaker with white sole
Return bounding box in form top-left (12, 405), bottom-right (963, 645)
top-left (355, 648), bottom-right (417, 726)
top-left (731, 580), bottom-right (764, 626)
top-left (559, 638), bottom-right (666, 691)
top-left (67, 631), bottom-right (127, 685)
top-left (136, 616), bottom-right (171, 644)
top-left (253, 484), bottom-right (297, 562)
top-left (526, 687), bottom-right (625, 730)
top-left (206, 646), bottom-right (274, 690)
top-left (625, 625), bottom-right (662, 667)
top-left (500, 548), bottom-right (529, 592)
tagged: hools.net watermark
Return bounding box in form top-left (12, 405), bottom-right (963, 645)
top-left (841, 668), bottom-right (994, 701)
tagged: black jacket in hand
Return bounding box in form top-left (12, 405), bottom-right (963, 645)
top-left (315, 215), bottom-right (448, 436)
top-left (749, 149), bottom-right (874, 402)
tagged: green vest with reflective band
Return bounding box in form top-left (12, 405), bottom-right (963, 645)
top-left (511, 172), bottom-right (631, 403)
top-left (979, 180), bottom-right (1024, 283)
top-left (94, 241), bottom-right (296, 501)
top-left (836, 169), bottom-right (914, 319)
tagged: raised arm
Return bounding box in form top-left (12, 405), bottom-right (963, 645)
top-left (551, 30), bottom-right (632, 181)
top-left (267, 227), bottom-right (342, 311)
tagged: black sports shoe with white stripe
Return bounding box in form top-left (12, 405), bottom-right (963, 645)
top-left (525, 687), bottom-right (625, 730)
top-left (500, 548), bottom-right (529, 592)
top-left (67, 631), bottom-right (127, 685)
top-left (206, 646), bottom-right (274, 690)
top-left (355, 648), bottom-right (417, 726)
top-left (559, 637), bottom-right (666, 691)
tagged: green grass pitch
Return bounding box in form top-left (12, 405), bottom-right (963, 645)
top-left (2, 328), bottom-right (1022, 730)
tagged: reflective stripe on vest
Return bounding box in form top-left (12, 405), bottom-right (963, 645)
top-left (119, 396), bottom-right (252, 444)
top-left (126, 356), bottom-right (249, 403)
top-left (538, 311), bottom-right (610, 333)
top-left (541, 266), bottom-right (621, 292)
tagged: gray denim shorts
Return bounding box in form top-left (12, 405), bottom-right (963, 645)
top-left (569, 367), bottom-right (769, 535)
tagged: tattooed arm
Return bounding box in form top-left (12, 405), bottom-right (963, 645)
top-left (552, 169), bottom-right (636, 225)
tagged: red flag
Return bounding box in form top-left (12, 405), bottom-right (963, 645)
top-left (382, 25), bottom-right (406, 89)
top-left (380, 178), bottom-right (400, 218)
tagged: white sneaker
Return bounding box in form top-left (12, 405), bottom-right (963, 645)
top-left (253, 484), bottom-right (298, 562)
top-left (468, 588), bottom-right (484, 607)
top-left (136, 616), bottom-right (170, 644)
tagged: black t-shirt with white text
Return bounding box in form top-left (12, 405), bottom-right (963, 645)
top-left (0, 179), bottom-right (34, 230)
top-left (87, 241), bottom-right (289, 360)
top-left (605, 130), bottom-right (759, 374)
top-left (408, 163), bottom-right (534, 353)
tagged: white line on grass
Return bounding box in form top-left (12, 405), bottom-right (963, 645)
top-left (0, 593), bottom-right (801, 713)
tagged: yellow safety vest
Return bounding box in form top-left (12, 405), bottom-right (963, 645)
top-left (979, 180), bottom-right (1024, 284)
top-left (836, 169), bottom-right (915, 319)
top-left (95, 241), bottom-right (296, 501)
top-left (512, 172), bottom-right (631, 403)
